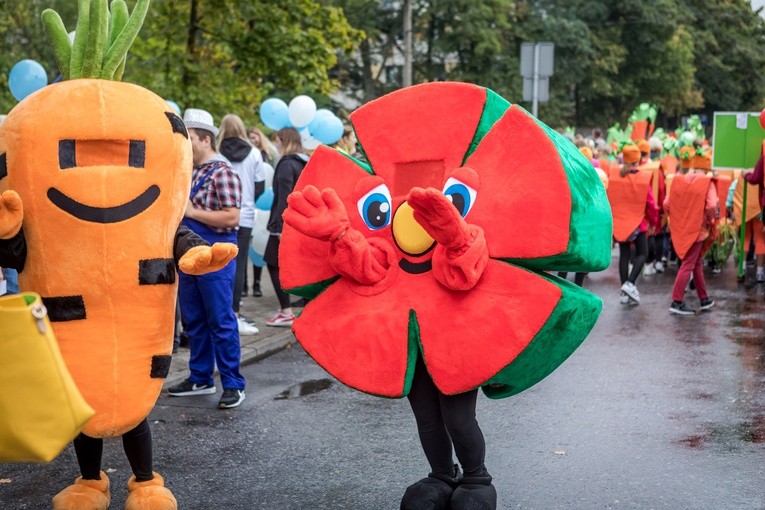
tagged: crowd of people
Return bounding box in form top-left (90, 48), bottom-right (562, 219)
top-left (568, 126), bottom-right (763, 316)
top-left (158, 108), bottom-right (359, 409)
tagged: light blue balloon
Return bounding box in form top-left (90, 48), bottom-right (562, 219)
top-left (249, 246), bottom-right (266, 268)
top-left (9, 60), bottom-right (48, 102)
top-left (312, 115), bottom-right (345, 145)
top-left (308, 109), bottom-right (334, 134)
top-left (259, 98), bottom-right (290, 131)
top-left (255, 188), bottom-right (274, 211)
top-left (165, 100), bottom-right (181, 115)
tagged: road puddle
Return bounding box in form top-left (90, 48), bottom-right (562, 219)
top-left (274, 379), bottom-right (333, 400)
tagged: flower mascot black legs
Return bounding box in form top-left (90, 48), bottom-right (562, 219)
top-left (401, 356), bottom-right (496, 509)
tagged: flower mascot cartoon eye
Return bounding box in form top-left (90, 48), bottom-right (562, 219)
top-left (280, 82), bottom-right (613, 509)
top-left (0, 1), bottom-right (236, 509)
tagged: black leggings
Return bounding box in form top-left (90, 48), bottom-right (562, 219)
top-left (619, 232), bottom-right (647, 284)
top-left (647, 233), bottom-right (667, 265)
top-left (267, 264), bottom-right (291, 309)
top-left (407, 357), bottom-right (486, 478)
top-left (73, 419), bottom-right (153, 482)
top-left (557, 272), bottom-right (586, 287)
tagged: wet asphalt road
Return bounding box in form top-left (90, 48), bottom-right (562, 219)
top-left (2, 257), bottom-right (765, 509)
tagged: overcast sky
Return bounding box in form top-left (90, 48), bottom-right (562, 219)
top-left (753, 0), bottom-right (765, 16)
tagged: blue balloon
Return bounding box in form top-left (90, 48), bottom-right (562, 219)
top-left (249, 246), bottom-right (266, 268)
top-left (311, 115), bottom-right (345, 145)
top-left (308, 109), bottom-right (334, 134)
top-left (9, 60), bottom-right (48, 102)
top-left (255, 188), bottom-right (274, 211)
top-left (259, 98), bottom-right (290, 131)
top-left (165, 100), bottom-right (181, 115)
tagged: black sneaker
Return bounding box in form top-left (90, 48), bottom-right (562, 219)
top-left (167, 379), bottom-right (216, 396)
top-left (252, 286), bottom-right (263, 297)
top-left (699, 298), bottom-right (715, 311)
top-left (219, 389), bottom-right (245, 409)
top-left (669, 301), bottom-right (695, 315)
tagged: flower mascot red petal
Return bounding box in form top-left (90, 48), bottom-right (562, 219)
top-left (280, 83), bottom-right (613, 509)
top-left (0, 1), bottom-right (236, 509)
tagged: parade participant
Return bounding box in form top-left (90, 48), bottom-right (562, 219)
top-left (731, 159), bottom-right (765, 282)
top-left (742, 146), bottom-right (765, 282)
top-left (246, 127), bottom-right (278, 297)
top-left (664, 153), bottom-right (718, 315)
top-left (279, 82), bottom-right (612, 510)
top-left (0, 2), bottom-right (237, 508)
top-left (218, 113), bottom-right (264, 335)
top-left (264, 127), bottom-right (309, 327)
top-left (637, 139), bottom-right (651, 164)
top-left (168, 108), bottom-right (247, 409)
top-left (606, 144), bottom-right (659, 304)
top-left (640, 154), bottom-right (666, 276)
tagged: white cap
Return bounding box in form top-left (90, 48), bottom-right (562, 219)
top-left (183, 108), bottom-right (219, 137)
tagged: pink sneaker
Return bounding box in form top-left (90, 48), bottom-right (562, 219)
top-left (266, 311), bottom-right (295, 327)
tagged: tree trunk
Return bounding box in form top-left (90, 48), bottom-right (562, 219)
top-left (360, 39), bottom-right (375, 102)
top-left (182, 0), bottom-right (200, 91)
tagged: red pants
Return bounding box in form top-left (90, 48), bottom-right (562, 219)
top-left (672, 241), bottom-right (708, 302)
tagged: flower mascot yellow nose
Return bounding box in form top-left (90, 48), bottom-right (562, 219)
top-left (280, 82), bottom-right (613, 509)
top-left (0, 1), bottom-right (237, 509)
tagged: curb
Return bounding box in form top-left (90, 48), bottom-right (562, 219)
top-left (162, 329), bottom-right (296, 389)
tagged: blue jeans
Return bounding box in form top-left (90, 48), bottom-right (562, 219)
top-left (2, 268), bottom-right (19, 294)
top-left (178, 219), bottom-right (245, 390)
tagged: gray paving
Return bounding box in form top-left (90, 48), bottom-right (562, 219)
top-left (2, 255), bottom-right (764, 509)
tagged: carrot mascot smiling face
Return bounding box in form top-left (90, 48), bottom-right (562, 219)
top-left (3, 79), bottom-right (191, 436)
top-left (0, 1), bottom-right (236, 509)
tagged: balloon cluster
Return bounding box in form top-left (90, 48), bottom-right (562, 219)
top-left (8, 60), bottom-right (48, 102)
top-left (259, 95), bottom-right (344, 146)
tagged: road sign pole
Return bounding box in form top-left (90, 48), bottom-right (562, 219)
top-left (532, 43), bottom-right (539, 117)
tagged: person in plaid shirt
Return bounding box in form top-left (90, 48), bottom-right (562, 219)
top-left (168, 109), bottom-right (247, 410)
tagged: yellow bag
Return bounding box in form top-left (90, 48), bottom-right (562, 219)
top-left (0, 292), bottom-right (94, 462)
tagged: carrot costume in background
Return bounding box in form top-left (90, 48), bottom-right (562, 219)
top-left (0, 2), bottom-right (236, 509)
top-left (665, 170), bottom-right (718, 313)
top-left (606, 144), bottom-right (659, 304)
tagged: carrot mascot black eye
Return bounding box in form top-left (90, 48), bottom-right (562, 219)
top-left (0, 1), bottom-right (235, 509)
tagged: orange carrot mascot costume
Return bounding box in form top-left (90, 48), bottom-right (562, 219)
top-left (0, 1), bottom-right (236, 509)
top-left (279, 83), bottom-right (612, 509)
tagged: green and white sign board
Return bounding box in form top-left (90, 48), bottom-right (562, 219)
top-left (712, 112), bottom-right (765, 170)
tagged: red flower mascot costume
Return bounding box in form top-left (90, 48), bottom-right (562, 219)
top-left (279, 83), bottom-right (613, 509)
top-left (0, 1), bottom-right (236, 509)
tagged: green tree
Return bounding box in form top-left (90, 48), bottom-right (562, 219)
top-left (682, 0), bottom-right (765, 115)
top-left (0, 0), bottom-right (362, 124)
top-left (129, 0), bottom-right (363, 123)
top-left (0, 0), bottom-right (77, 113)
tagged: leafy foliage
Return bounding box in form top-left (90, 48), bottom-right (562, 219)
top-left (0, 0), bottom-right (763, 129)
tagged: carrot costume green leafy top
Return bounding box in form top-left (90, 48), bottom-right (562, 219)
top-left (280, 83), bottom-right (612, 400)
top-left (0, 0), bottom-right (236, 439)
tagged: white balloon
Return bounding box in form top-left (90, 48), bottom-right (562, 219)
top-left (288, 95), bottom-right (317, 128)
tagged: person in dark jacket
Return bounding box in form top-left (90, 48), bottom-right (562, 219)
top-left (265, 127), bottom-right (309, 327)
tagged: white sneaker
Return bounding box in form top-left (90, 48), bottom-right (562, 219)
top-left (237, 316), bottom-right (259, 335)
top-left (620, 291), bottom-right (629, 305)
top-left (643, 264), bottom-right (656, 276)
top-left (654, 261), bottom-right (665, 273)
top-left (620, 281), bottom-right (640, 303)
